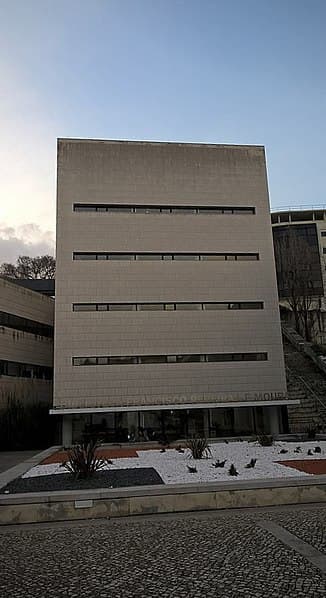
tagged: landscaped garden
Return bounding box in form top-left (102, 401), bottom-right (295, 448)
top-left (2, 436), bottom-right (326, 494)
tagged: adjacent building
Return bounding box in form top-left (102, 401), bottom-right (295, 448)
top-left (0, 277), bottom-right (54, 407)
top-left (272, 208), bottom-right (326, 343)
top-left (52, 138), bottom-right (292, 443)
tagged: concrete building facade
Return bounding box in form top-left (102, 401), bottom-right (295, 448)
top-left (0, 277), bottom-right (54, 407)
top-left (272, 208), bottom-right (326, 344)
top-left (53, 139), bottom-right (292, 443)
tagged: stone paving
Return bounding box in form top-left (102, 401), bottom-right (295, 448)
top-left (267, 507), bottom-right (326, 556)
top-left (1, 506), bottom-right (326, 597)
top-left (0, 451), bottom-right (39, 474)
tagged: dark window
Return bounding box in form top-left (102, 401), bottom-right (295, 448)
top-left (136, 254), bottom-right (162, 261)
top-left (108, 356), bottom-right (137, 365)
top-left (175, 303), bottom-right (201, 310)
top-left (240, 302), bottom-right (263, 309)
top-left (73, 253), bottom-right (97, 260)
top-left (200, 254), bottom-right (225, 261)
top-left (106, 207), bottom-right (133, 213)
top-left (279, 213), bottom-right (290, 223)
top-left (176, 354), bottom-right (201, 362)
top-left (204, 303), bottom-right (228, 310)
top-left (135, 207), bottom-right (161, 214)
top-left (291, 211), bottom-right (313, 222)
top-left (138, 304), bottom-right (164, 310)
top-left (73, 304), bottom-right (96, 312)
top-left (72, 301), bottom-right (264, 312)
top-left (97, 357), bottom-right (109, 365)
top-left (236, 254), bottom-right (259, 261)
top-left (97, 304), bottom-right (108, 311)
top-left (72, 352), bottom-right (268, 366)
top-left (0, 311), bottom-right (53, 337)
top-left (0, 359), bottom-right (52, 379)
top-left (174, 254), bottom-right (198, 261)
top-left (321, 232), bottom-right (326, 237)
top-left (74, 204), bottom-right (97, 212)
top-left (139, 355), bottom-right (167, 364)
top-left (273, 224), bottom-right (324, 298)
top-left (167, 355), bottom-right (177, 363)
top-left (109, 304), bottom-right (136, 311)
top-left (109, 254), bottom-right (134, 260)
top-left (74, 203), bottom-right (255, 215)
top-left (74, 252), bottom-right (259, 261)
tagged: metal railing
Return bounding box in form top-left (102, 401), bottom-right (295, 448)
top-left (271, 204), bottom-right (326, 213)
top-left (286, 365), bottom-right (326, 418)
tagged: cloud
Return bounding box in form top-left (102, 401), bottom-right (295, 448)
top-left (0, 223), bottom-right (55, 264)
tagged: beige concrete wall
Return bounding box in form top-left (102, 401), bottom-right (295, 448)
top-left (0, 327), bottom-right (53, 366)
top-left (0, 278), bottom-right (54, 326)
top-left (0, 277), bottom-right (54, 404)
top-left (54, 139), bottom-right (287, 410)
top-left (0, 378), bottom-right (52, 407)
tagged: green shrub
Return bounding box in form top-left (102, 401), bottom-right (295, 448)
top-left (186, 437), bottom-right (211, 459)
top-left (62, 439), bottom-right (112, 479)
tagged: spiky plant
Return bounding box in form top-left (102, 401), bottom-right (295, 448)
top-left (245, 458), bottom-right (257, 469)
top-left (62, 439), bottom-right (112, 479)
top-left (228, 464), bottom-right (238, 476)
top-left (186, 437), bottom-right (211, 460)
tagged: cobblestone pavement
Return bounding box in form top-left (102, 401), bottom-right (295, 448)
top-left (1, 506), bottom-right (326, 598)
top-left (267, 507), bottom-right (326, 556)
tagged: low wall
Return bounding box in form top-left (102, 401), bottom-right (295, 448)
top-left (2, 476), bottom-right (326, 525)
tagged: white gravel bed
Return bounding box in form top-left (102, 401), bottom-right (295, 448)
top-left (22, 440), bottom-right (326, 484)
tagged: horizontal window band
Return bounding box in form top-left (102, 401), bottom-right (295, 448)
top-left (72, 352), bottom-right (268, 366)
top-left (73, 203), bottom-right (255, 215)
top-left (73, 252), bottom-right (259, 261)
top-left (0, 359), bottom-right (53, 380)
top-left (73, 301), bottom-right (264, 312)
top-left (0, 311), bottom-right (53, 338)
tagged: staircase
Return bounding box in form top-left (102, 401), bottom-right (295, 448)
top-left (283, 334), bottom-right (326, 432)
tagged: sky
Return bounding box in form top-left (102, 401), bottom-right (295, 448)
top-left (0, 0), bottom-right (325, 263)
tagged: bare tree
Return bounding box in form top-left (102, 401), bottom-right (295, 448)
top-left (0, 255), bottom-right (55, 279)
top-left (273, 228), bottom-right (322, 341)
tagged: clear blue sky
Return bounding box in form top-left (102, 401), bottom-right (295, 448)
top-left (0, 0), bottom-right (325, 261)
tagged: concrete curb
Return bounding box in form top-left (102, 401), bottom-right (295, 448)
top-left (2, 475), bottom-right (326, 525)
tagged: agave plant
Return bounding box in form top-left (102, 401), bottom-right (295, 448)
top-left (186, 437), bottom-right (211, 460)
top-left (62, 439), bottom-right (112, 479)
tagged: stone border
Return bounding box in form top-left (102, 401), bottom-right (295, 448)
top-left (2, 475), bottom-right (326, 525)
top-left (0, 446), bottom-right (61, 491)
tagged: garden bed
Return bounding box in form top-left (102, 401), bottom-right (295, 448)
top-left (3, 440), bottom-right (326, 495)
top-left (1, 468), bottom-right (163, 494)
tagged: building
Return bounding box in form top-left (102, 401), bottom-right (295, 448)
top-left (0, 277), bottom-right (54, 407)
top-left (272, 208), bottom-right (326, 343)
top-left (52, 138), bottom-right (292, 444)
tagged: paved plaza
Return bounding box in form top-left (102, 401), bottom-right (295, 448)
top-left (0, 451), bottom-right (39, 474)
top-left (1, 505), bottom-right (326, 598)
